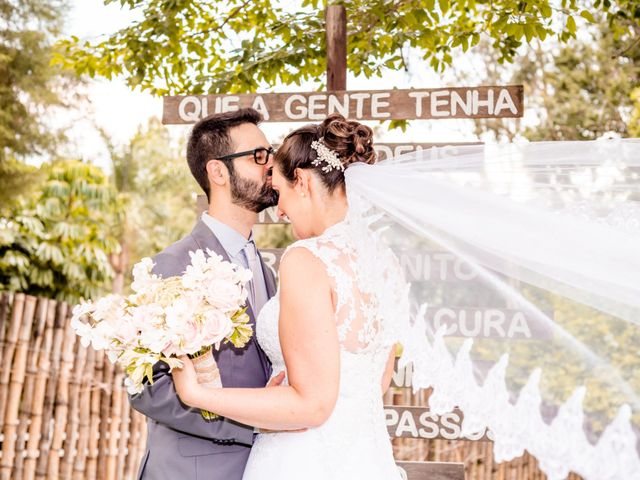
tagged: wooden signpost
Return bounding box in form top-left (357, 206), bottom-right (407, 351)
top-left (373, 142), bottom-right (482, 161)
top-left (326, 5), bottom-right (347, 91)
top-left (162, 86), bottom-right (524, 125)
top-left (172, 5), bottom-right (526, 480)
top-left (385, 406), bottom-right (493, 442)
top-left (397, 462), bottom-right (465, 480)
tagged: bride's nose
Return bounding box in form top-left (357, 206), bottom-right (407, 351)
top-left (277, 208), bottom-right (288, 221)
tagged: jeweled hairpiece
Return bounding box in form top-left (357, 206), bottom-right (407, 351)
top-left (310, 137), bottom-right (345, 173)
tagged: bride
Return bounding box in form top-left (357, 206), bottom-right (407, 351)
top-left (172, 114), bottom-right (406, 479)
top-left (173, 114), bottom-right (640, 480)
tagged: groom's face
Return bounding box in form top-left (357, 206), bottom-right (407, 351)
top-left (225, 123), bottom-right (279, 212)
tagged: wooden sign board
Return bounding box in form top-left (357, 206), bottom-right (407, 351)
top-left (260, 248), bottom-right (553, 340)
top-left (259, 248), bottom-right (283, 278)
top-left (397, 461), bottom-right (465, 480)
top-left (261, 247), bottom-right (482, 282)
top-left (374, 142), bottom-right (481, 161)
top-left (399, 251), bottom-right (478, 282)
top-left (163, 86), bottom-right (524, 124)
top-left (267, 142), bottom-right (482, 162)
top-left (392, 359), bottom-right (415, 388)
top-left (385, 405), bottom-right (493, 442)
top-left (391, 358), bottom-right (494, 389)
top-left (426, 306), bottom-right (553, 340)
top-left (243, 245), bottom-right (481, 283)
top-left (267, 249), bottom-right (485, 283)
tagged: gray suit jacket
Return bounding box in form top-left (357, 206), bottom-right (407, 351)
top-left (130, 220), bottom-right (275, 480)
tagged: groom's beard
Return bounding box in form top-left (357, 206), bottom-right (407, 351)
top-left (229, 172), bottom-right (279, 213)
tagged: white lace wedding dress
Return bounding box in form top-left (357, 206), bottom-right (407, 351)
top-left (242, 206), bottom-right (409, 480)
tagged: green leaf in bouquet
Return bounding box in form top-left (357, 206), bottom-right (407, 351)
top-left (228, 312), bottom-right (253, 348)
top-left (200, 409), bottom-right (220, 421)
top-left (145, 364), bottom-right (154, 385)
top-left (231, 307), bottom-right (248, 320)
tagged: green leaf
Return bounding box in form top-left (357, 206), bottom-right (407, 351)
top-left (536, 25), bottom-right (548, 40)
top-left (580, 10), bottom-right (596, 23)
top-left (388, 119), bottom-right (409, 132)
top-left (49, 0), bottom-right (637, 100)
top-left (145, 364), bottom-right (154, 384)
top-left (523, 23), bottom-right (535, 42)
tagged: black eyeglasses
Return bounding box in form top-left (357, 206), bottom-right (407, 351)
top-left (217, 147), bottom-right (275, 165)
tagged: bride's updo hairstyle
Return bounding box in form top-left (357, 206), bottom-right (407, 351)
top-left (274, 114), bottom-right (376, 193)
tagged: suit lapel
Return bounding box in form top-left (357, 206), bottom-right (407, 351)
top-left (190, 220), bottom-right (231, 262)
top-left (256, 250), bottom-right (277, 298)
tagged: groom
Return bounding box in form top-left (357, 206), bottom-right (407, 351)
top-left (129, 108), bottom-right (279, 480)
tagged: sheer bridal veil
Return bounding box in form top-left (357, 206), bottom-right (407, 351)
top-left (345, 138), bottom-right (640, 480)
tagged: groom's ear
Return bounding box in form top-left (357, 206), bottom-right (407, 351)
top-left (206, 160), bottom-right (227, 187)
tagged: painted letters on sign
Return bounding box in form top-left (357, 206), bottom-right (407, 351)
top-left (163, 86), bottom-right (524, 124)
top-left (426, 307), bottom-right (553, 340)
top-left (385, 406), bottom-right (493, 442)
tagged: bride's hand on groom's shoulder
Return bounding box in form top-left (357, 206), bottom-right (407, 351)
top-left (171, 356), bottom-right (202, 407)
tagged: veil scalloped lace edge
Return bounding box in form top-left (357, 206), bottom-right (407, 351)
top-left (400, 324), bottom-right (640, 480)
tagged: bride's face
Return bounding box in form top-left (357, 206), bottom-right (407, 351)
top-left (271, 165), bottom-right (315, 239)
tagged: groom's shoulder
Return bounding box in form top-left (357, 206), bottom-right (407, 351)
top-left (151, 232), bottom-right (200, 278)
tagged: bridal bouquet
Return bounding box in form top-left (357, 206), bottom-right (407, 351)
top-left (71, 249), bottom-right (253, 419)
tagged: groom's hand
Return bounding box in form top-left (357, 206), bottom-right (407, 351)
top-left (256, 371), bottom-right (307, 433)
top-left (266, 371), bottom-right (286, 388)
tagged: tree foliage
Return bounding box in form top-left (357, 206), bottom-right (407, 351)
top-left (0, 160), bottom-right (122, 304)
top-left (0, 0), bottom-right (71, 160)
top-left (102, 118), bottom-right (198, 292)
top-left (55, 0), bottom-right (640, 95)
top-left (0, 159), bottom-right (43, 211)
top-left (460, 20), bottom-right (640, 141)
top-left (0, 0), bottom-right (80, 204)
top-left (629, 87), bottom-right (640, 137)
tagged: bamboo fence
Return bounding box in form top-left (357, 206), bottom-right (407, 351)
top-left (0, 291), bottom-right (582, 479)
top-left (0, 293), bottom-right (146, 480)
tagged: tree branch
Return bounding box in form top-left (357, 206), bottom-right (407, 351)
top-left (184, 0), bottom-right (252, 39)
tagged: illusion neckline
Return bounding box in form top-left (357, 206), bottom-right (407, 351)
top-left (319, 216), bottom-right (349, 238)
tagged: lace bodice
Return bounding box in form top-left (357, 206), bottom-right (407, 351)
top-left (248, 201), bottom-right (407, 480)
top-left (257, 202), bottom-right (410, 372)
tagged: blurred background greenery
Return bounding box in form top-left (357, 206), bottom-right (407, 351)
top-left (1, 0), bottom-right (638, 304)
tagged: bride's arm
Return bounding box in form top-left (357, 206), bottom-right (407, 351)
top-left (173, 247), bottom-right (340, 431)
top-left (381, 347), bottom-right (396, 394)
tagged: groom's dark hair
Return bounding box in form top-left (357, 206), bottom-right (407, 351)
top-left (187, 108), bottom-right (263, 200)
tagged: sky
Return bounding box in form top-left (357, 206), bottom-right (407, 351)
top-left (63, 1), bottom-right (525, 171)
top-left (62, 0), bottom-right (157, 167)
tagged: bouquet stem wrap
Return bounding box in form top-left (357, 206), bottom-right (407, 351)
top-left (189, 346), bottom-right (221, 420)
